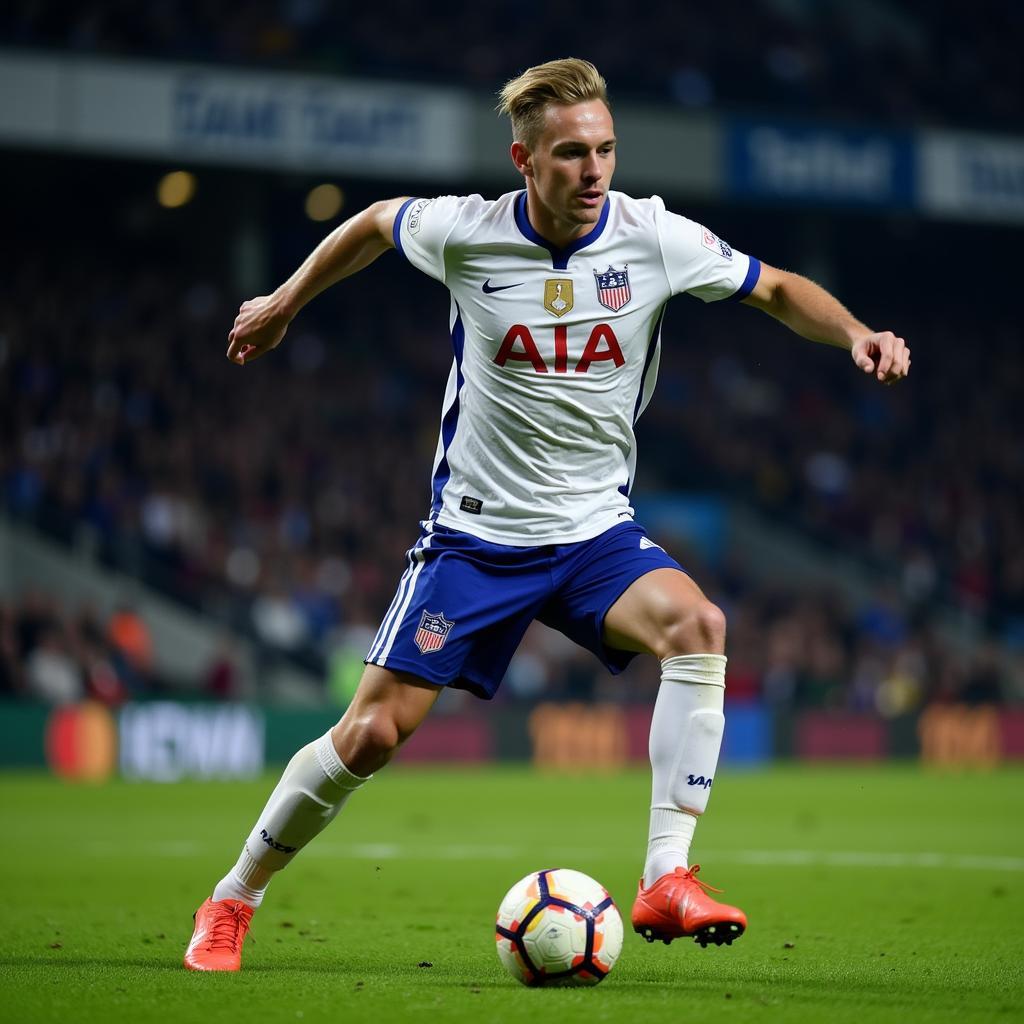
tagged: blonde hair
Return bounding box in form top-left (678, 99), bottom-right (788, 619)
top-left (497, 58), bottom-right (609, 149)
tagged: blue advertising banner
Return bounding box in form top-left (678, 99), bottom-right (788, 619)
top-left (721, 704), bottom-right (773, 764)
top-left (632, 495), bottom-right (728, 567)
top-left (727, 119), bottom-right (915, 207)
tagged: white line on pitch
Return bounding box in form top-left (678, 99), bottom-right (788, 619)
top-left (80, 840), bottom-right (1024, 872)
top-left (711, 850), bottom-right (1024, 871)
top-left (305, 845), bottom-right (1024, 873)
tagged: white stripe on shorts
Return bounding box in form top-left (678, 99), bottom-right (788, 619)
top-left (367, 522), bottom-right (434, 663)
top-left (367, 538), bottom-right (421, 662)
top-left (375, 535), bottom-right (433, 665)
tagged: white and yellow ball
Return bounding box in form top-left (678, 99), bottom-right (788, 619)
top-left (495, 868), bottom-right (623, 986)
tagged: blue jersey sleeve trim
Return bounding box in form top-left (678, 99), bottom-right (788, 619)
top-left (731, 256), bottom-right (761, 302)
top-left (392, 198), bottom-right (417, 257)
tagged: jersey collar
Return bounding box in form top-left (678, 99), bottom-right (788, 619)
top-left (513, 190), bottom-right (611, 271)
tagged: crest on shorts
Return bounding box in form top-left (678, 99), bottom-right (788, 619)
top-left (594, 265), bottom-right (631, 311)
top-left (414, 610), bottom-right (453, 654)
top-left (543, 279), bottom-right (574, 317)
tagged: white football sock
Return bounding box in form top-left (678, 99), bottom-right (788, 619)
top-left (212, 731), bottom-right (370, 908)
top-left (643, 654), bottom-right (726, 888)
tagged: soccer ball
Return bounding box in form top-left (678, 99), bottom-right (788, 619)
top-left (495, 868), bottom-right (624, 986)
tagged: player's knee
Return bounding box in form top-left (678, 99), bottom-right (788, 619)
top-left (698, 602), bottom-right (728, 651)
top-left (660, 600), bottom-right (726, 657)
top-left (335, 706), bottom-right (402, 775)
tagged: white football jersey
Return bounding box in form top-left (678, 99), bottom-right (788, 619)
top-left (393, 190), bottom-right (760, 545)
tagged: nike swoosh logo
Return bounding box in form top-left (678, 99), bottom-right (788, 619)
top-left (482, 279), bottom-right (523, 293)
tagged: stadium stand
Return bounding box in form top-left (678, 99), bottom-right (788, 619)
top-left (2, 1), bottom-right (1021, 130)
top-left (2, 248), bottom-right (1021, 709)
top-left (2, 2), bottom-right (1021, 715)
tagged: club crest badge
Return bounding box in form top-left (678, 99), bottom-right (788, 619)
top-left (543, 279), bottom-right (574, 317)
top-left (414, 610), bottom-right (453, 654)
top-left (594, 265), bottom-right (631, 311)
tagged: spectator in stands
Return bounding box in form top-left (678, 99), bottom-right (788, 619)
top-left (0, 602), bottom-right (20, 695)
top-left (108, 604), bottom-right (154, 693)
top-left (203, 635), bottom-right (243, 700)
top-left (1, 238), bottom-right (1020, 708)
top-left (1, 2), bottom-right (1020, 130)
top-left (24, 626), bottom-right (82, 704)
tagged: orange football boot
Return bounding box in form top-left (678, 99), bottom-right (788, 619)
top-left (632, 865), bottom-right (747, 947)
top-left (183, 897), bottom-right (254, 971)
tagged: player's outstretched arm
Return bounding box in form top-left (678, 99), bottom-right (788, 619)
top-left (742, 264), bottom-right (910, 384)
top-left (226, 197), bottom-right (409, 365)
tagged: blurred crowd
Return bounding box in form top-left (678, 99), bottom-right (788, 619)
top-left (1, 583), bottom-right (1019, 712)
top-left (2, 0), bottom-right (1021, 131)
top-left (0, 593), bottom-right (153, 705)
top-left (0, 592), bottom-right (246, 704)
top-left (641, 302), bottom-right (1024, 644)
top-left (1, 251), bottom-right (1021, 709)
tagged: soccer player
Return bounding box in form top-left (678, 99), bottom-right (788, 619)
top-left (184, 58), bottom-right (909, 970)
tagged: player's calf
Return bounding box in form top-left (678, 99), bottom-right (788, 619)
top-left (183, 731), bottom-right (370, 970)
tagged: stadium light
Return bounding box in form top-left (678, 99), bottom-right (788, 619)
top-left (305, 184), bottom-right (344, 221)
top-left (157, 170), bottom-right (197, 208)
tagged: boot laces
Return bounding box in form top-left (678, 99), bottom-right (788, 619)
top-left (682, 864), bottom-right (724, 894)
top-left (208, 904), bottom-right (249, 951)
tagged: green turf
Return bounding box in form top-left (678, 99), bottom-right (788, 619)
top-left (2, 764), bottom-right (1023, 1023)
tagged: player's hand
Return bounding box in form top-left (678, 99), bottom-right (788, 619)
top-left (226, 294), bottom-right (291, 365)
top-left (850, 331), bottom-right (910, 385)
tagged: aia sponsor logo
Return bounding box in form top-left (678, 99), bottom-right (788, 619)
top-left (494, 323), bottom-right (624, 374)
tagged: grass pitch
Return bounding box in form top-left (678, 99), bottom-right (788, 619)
top-left (2, 763), bottom-right (1023, 1023)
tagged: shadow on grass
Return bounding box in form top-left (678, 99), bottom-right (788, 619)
top-left (5, 953), bottom-right (482, 981)
top-left (6, 954), bottom-right (361, 979)
top-left (5, 956), bottom-right (182, 971)
top-left (6, 954), bottom-right (1007, 1015)
top-left (425, 962), bottom-right (1009, 1011)
top-left (5, 954), bottom-right (379, 978)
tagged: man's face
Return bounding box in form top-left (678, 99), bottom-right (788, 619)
top-left (519, 100), bottom-right (616, 236)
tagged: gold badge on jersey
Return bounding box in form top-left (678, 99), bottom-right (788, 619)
top-left (543, 279), bottom-right (574, 318)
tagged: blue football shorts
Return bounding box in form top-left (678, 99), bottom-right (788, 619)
top-left (364, 519), bottom-right (686, 699)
